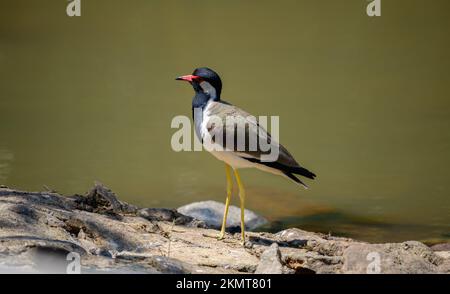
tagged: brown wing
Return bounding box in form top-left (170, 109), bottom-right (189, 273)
top-left (205, 101), bottom-right (316, 180)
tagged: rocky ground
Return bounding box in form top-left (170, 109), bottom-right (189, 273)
top-left (0, 183), bottom-right (448, 274)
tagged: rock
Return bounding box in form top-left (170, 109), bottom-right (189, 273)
top-left (70, 182), bottom-right (138, 214)
top-left (0, 184), bottom-right (448, 274)
top-left (342, 241), bottom-right (443, 274)
top-left (272, 229), bottom-right (449, 274)
top-left (430, 243), bottom-right (450, 251)
top-left (146, 255), bottom-right (188, 274)
top-left (255, 243), bottom-right (283, 274)
top-left (0, 184), bottom-right (259, 274)
top-left (177, 200), bottom-right (267, 231)
top-left (437, 258), bottom-right (450, 273)
top-left (138, 208), bottom-right (205, 228)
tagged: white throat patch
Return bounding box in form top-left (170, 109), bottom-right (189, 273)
top-left (199, 81), bottom-right (217, 99)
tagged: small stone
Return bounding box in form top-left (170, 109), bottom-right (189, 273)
top-left (177, 200), bottom-right (267, 231)
top-left (148, 255), bottom-right (188, 274)
top-left (255, 243), bottom-right (283, 274)
top-left (430, 243), bottom-right (450, 252)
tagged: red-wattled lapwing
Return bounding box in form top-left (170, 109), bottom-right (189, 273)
top-left (176, 67), bottom-right (316, 244)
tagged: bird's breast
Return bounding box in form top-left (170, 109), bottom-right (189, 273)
top-left (196, 102), bottom-right (215, 146)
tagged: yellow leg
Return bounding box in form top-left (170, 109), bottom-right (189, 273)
top-left (233, 169), bottom-right (246, 244)
top-left (218, 164), bottom-right (233, 239)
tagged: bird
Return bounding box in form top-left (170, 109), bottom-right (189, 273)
top-left (176, 67), bottom-right (316, 244)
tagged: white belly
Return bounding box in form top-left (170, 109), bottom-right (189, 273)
top-left (208, 150), bottom-right (255, 169)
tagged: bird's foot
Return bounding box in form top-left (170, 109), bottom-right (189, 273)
top-left (241, 240), bottom-right (253, 248)
top-left (240, 233), bottom-right (246, 246)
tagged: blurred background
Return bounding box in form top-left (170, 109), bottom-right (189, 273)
top-left (0, 0), bottom-right (449, 243)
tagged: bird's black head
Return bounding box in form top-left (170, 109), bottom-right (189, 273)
top-left (176, 67), bottom-right (222, 100)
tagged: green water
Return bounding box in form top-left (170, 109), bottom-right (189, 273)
top-left (1, 0), bottom-right (449, 243)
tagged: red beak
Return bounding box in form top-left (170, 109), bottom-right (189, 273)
top-left (176, 75), bottom-right (200, 82)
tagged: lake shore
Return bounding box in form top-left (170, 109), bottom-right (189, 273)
top-left (0, 183), bottom-right (448, 274)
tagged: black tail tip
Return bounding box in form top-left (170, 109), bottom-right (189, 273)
top-left (283, 172), bottom-right (309, 189)
top-left (293, 167), bottom-right (316, 180)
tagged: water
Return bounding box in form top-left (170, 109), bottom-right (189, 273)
top-left (1, 0), bottom-right (449, 243)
